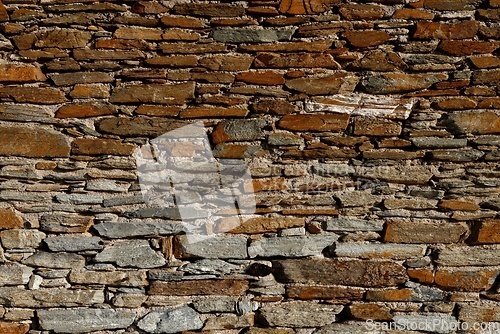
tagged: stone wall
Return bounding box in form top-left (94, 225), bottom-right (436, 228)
top-left (0, 0), bottom-right (499, 333)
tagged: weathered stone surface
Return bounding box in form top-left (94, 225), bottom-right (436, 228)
top-left (260, 301), bottom-right (343, 327)
top-left (362, 73), bottom-right (447, 94)
top-left (95, 240), bottom-right (166, 268)
top-left (286, 285), bottom-right (364, 300)
top-left (179, 259), bottom-right (243, 276)
top-left (0, 126), bottom-right (70, 158)
top-left (173, 3), bottom-right (245, 16)
top-left (212, 119), bottom-right (266, 144)
top-left (354, 118), bottom-right (402, 136)
top-left (445, 111), bottom-right (500, 135)
top-left (431, 148), bottom-right (484, 162)
top-left (414, 21), bottom-right (479, 40)
top-left (74, 49), bottom-right (145, 60)
top-left (0, 64), bottom-right (46, 83)
top-left (56, 103), bottom-right (117, 118)
top-left (94, 221), bottom-right (184, 238)
top-left (0, 208), bottom-right (24, 230)
top-left (278, 114), bottom-right (350, 132)
top-left (273, 258), bottom-right (407, 287)
top-left (248, 235), bottom-right (338, 258)
top-left (0, 288), bottom-right (104, 308)
top-left (149, 279), bottom-right (248, 296)
top-left (437, 246), bottom-right (500, 266)
top-left (0, 322), bottom-right (29, 334)
top-left (358, 166), bottom-right (436, 185)
top-left (23, 251), bottom-right (85, 269)
top-left (347, 303), bottom-right (391, 321)
top-left (285, 74), bottom-right (358, 95)
top-left (213, 28), bottom-right (295, 43)
top-left (344, 31), bottom-right (391, 48)
top-left (0, 263), bottom-right (33, 285)
top-left (0, 229), bottom-right (45, 249)
top-left (72, 138), bottom-right (135, 156)
top-left (199, 54), bottom-right (253, 71)
top-left (254, 53), bottom-right (340, 69)
top-left (96, 117), bottom-right (189, 137)
top-left (439, 40), bottom-right (497, 56)
top-left (435, 269), bottom-right (498, 292)
top-left (137, 306), bottom-right (203, 333)
top-left (424, 0), bottom-right (481, 10)
top-left (40, 213), bottom-right (93, 233)
top-left (350, 51), bottom-right (407, 72)
top-left (69, 270), bottom-right (148, 287)
top-left (279, 0), bottom-right (340, 14)
top-left (45, 235), bottom-right (103, 252)
top-left (174, 235), bottom-right (248, 259)
top-left (110, 82), bottom-right (195, 104)
top-left (38, 309), bottom-right (136, 333)
top-left (459, 304), bottom-right (500, 322)
top-left (384, 221), bottom-right (468, 244)
top-left (412, 137), bottom-right (467, 149)
top-left (13, 29), bottom-right (91, 49)
top-left (469, 219), bottom-right (500, 244)
top-left (324, 217), bottom-right (384, 232)
top-left (335, 243), bottom-right (426, 260)
top-left (392, 314), bottom-right (458, 333)
top-left (51, 72), bottom-right (113, 86)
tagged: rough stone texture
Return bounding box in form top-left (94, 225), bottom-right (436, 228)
top-left (0, 0), bottom-right (499, 331)
top-left (137, 306), bottom-right (203, 333)
top-left (38, 309), bottom-right (135, 333)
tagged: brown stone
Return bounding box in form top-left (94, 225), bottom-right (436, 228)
top-left (286, 285), bottom-right (364, 300)
top-left (477, 8), bottom-right (500, 20)
top-left (0, 126), bottom-right (70, 158)
top-left (110, 82), bottom-right (195, 105)
top-left (162, 29), bottom-right (200, 41)
top-left (132, 1), bottom-right (168, 14)
top-left (0, 64), bottom-right (46, 83)
top-left (212, 144), bottom-right (266, 159)
top-left (0, 322), bottom-right (29, 334)
top-left (439, 200), bottom-right (480, 212)
top-left (218, 216), bottom-right (304, 234)
top-left (339, 4), bottom-right (386, 20)
top-left (473, 69), bottom-right (500, 84)
top-left (0, 87), bottom-right (66, 104)
top-left (252, 99), bottom-right (296, 115)
top-left (344, 31), bottom-right (391, 48)
top-left (40, 214), bottom-right (94, 233)
top-left (199, 55), bottom-right (254, 71)
top-left (439, 40), bottom-right (497, 56)
top-left (0, 2), bottom-right (8, 21)
top-left (469, 219), bottom-right (500, 244)
top-left (282, 147), bottom-right (357, 159)
top-left (96, 118), bottom-right (189, 137)
top-left (73, 49), bottom-right (145, 60)
top-left (350, 51), bottom-right (407, 72)
top-left (384, 221), bottom-right (468, 244)
top-left (407, 269), bottom-right (435, 284)
top-left (279, 114), bottom-right (350, 132)
top-left (254, 53), bottom-right (340, 69)
top-left (414, 21), bottom-right (479, 40)
top-left (347, 303), bottom-right (392, 321)
top-left (0, 208), bottom-right (24, 230)
top-left (478, 97), bottom-right (500, 108)
top-left (51, 72), bottom-right (113, 86)
top-left (278, 0), bottom-right (340, 14)
top-left (362, 73), bottom-right (447, 94)
top-left (446, 111), bottom-right (500, 135)
top-left (435, 269), bottom-right (497, 292)
top-left (135, 105), bottom-right (181, 117)
top-left (273, 258), bottom-right (408, 287)
top-left (161, 15), bottom-right (205, 29)
top-left (70, 84), bottom-right (110, 99)
top-left (434, 98), bottom-right (477, 110)
top-left (239, 40), bottom-right (333, 53)
top-left (69, 270), bottom-right (148, 287)
top-left (149, 280), bottom-right (248, 296)
top-left (114, 27), bottom-right (162, 40)
top-left (236, 71), bottom-right (285, 85)
top-left (56, 103), bottom-right (117, 118)
top-left (146, 55), bottom-right (198, 68)
top-left (180, 107), bottom-right (248, 118)
top-left (285, 74), bottom-right (358, 95)
top-left (424, 0), bottom-right (481, 10)
top-left (95, 38), bottom-right (153, 50)
top-left (366, 289), bottom-right (412, 302)
top-left (354, 118), bottom-right (402, 137)
top-left (72, 138), bottom-right (136, 156)
top-left (212, 119), bottom-right (266, 144)
top-left (173, 3), bottom-right (245, 16)
top-left (459, 305), bottom-right (500, 322)
top-left (13, 29), bottom-right (91, 49)
top-left (392, 8), bottom-right (435, 19)
top-left (160, 43), bottom-right (227, 54)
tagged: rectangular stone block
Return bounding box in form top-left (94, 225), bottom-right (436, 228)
top-left (149, 279), bottom-right (249, 296)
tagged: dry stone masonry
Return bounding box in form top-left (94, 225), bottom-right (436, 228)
top-left (0, 0), bottom-right (499, 333)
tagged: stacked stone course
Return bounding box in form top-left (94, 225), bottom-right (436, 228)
top-left (0, 0), bottom-right (499, 333)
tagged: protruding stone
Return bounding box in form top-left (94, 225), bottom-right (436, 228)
top-left (40, 213), bottom-right (94, 233)
top-left (45, 235), bottom-right (103, 252)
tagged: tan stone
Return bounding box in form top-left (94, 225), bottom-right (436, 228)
top-left (435, 269), bottom-right (498, 292)
top-left (348, 303), bottom-right (392, 321)
top-left (40, 214), bottom-right (94, 233)
top-left (146, 55), bottom-right (198, 67)
top-left (69, 270), bottom-right (148, 287)
top-left (439, 200), bottom-right (480, 212)
top-left (73, 49), bottom-right (145, 60)
top-left (344, 31), bottom-right (391, 48)
top-left (51, 72), bottom-right (113, 86)
top-left (96, 118), bottom-right (189, 137)
top-left (414, 21), bottom-right (479, 40)
top-left (110, 82), bottom-right (195, 105)
top-left (135, 105), bottom-right (181, 117)
top-left (114, 27), bottom-right (163, 40)
top-left (239, 40), bottom-right (333, 53)
top-left (218, 216), bottom-right (304, 234)
top-left (236, 71), bottom-right (285, 85)
top-left (161, 15), bottom-right (205, 28)
top-left (0, 322), bottom-right (29, 334)
top-left (0, 208), bottom-right (24, 230)
top-left (393, 8), bottom-right (435, 19)
top-left (424, 0), bottom-right (482, 10)
top-left (446, 111), bottom-right (500, 134)
top-left (469, 219), bottom-right (500, 244)
top-left (0, 87), bottom-right (66, 104)
top-left (70, 84), bottom-right (110, 99)
top-left (199, 55), bottom-right (254, 71)
top-left (362, 73), bottom-right (447, 94)
top-left (0, 126), bottom-right (70, 158)
top-left (254, 53), bottom-right (340, 69)
top-left (384, 221), bottom-right (468, 244)
top-left (279, 0), bottom-right (340, 14)
top-left (339, 4), bottom-right (386, 20)
top-left (72, 138), bottom-right (135, 156)
top-left (354, 118), bottom-right (402, 136)
top-left (279, 114), bottom-right (350, 132)
top-left (0, 64), bottom-right (46, 83)
top-left (180, 107), bottom-right (248, 118)
top-left (56, 103), bottom-right (117, 118)
top-left (149, 280), bottom-right (248, 296)
top-left (286, 285), bottom-right (364, 300)
top-left (285, 74), bottom-right (358, 95)
top-left (0, 2), bottom-right (8, 21)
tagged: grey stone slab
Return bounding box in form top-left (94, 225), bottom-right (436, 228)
top-left (213, 28), bottom-right (295, 43)
top-left (137, 306), bottom-right (203, 333)
top-left (94, 221), bottom-right (185, 238)
top-left (248, 235), bottom-right (338, 258)
top-left (175, 235), bottom-right (248, 259)
top-left (44, 235), bottom-right (104, 252)
top-left (94, 240), bottom-right (166, 268)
